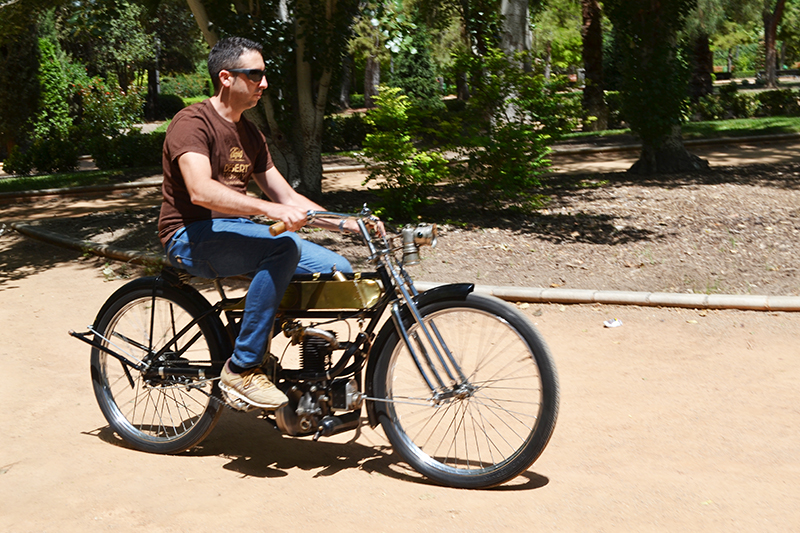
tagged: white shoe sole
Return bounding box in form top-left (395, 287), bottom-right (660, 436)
top-left (219, 382), bottom-right (288, 410)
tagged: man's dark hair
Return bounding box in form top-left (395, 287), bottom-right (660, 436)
top-left (208, 37), bottom-right (263, 93)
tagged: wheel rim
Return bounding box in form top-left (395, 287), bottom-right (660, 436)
top-left (385, 306), bottom-right (545, 475)
top-left (96, 296), bottom-right (217, 444)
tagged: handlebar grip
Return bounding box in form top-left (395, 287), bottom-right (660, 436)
top-left (269, 221), bottom-right (286, 236)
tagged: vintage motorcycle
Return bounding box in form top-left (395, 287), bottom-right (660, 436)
top-left (70, 207), bottom-right (559, 489)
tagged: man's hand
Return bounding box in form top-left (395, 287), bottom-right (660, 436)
top-left (341, 217), bottom-right (385, 237)
top-left (266, 204), bottom-right (308, 233)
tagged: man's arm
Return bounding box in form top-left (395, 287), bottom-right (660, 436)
top-left (253, 166), bottom-right (360, 232)
top-left (179, 152), bottom-right (308, 232)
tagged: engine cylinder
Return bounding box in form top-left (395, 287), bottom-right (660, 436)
top-left (300, 333), bottom-right (333, 372)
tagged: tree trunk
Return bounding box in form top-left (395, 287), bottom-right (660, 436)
top-left (501, 0), bottom-right (531, 55)
top-left (689, 32), bottom-right (713, 101)
top-left (763, 0), bottom-right (787, 88)
top-left (629, 125), bottom-right (709, 175)
top-left (184, 0), bottom-right (218, 47)
top-left (581, 0), bottom-right (607, 131)
top-left (364, 54), bottom-right (380, 108)
top-left (146, 67), bottom-right (160, 121)
top-left (339, 54), bottom-right (353, 109)
top-left (544, 42), bottom-right (552, 80)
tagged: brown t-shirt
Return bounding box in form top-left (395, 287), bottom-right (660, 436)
top-left (158, 99), bottom-right (274, 246)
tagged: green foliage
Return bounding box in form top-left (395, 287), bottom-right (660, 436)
top-left (350, 94), bottom-right (366, 108)
top-left (532, 0), bottom-right (583, 73)
top-left (604, 91), bottom-right (626, 129)
top-left (755, 89), bottom-right (800, 116)
top-left (388, 26), bottom-right (445, 111)
top-left (690, 83), bottom-right (759, 120)
top-left (3, 136), bottom-right (78, 175)
top-left (70, 71), bottom-right (144, 145)
top-left (459, 49), bottom-right (579, 207)
top-left (155, 94), bottom-right (186, 119)
top-left (2, 146), bottom-right (34, 176)
top-left (0, 19), bottom-right (40, 150)
top-left (160, 72), bottom-right (211, 99)
top-left (32, 36), bottom-right (72, 140)
top-left (92, 130), bottom-right (165, 170)
top-left (57, 0), bottom-right (154, 91)
top-left (604, 0), bottom-right (697, 147)
top-left (30, 135), bottom-right (79, 174)
top-left (323, 113), bottom-right (369, 152)
top-left (361, 86), bottom-right (450, 220)
top-left (688, 85), bottom-right (800, 120)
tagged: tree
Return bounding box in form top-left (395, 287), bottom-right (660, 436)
top-left (348, 4), bottom-right (388, 108)
top-left (193, 1), bottom-right (359, 198)
top-left (604, 0), bottom-right (709, 174)
top-left (57, 0), bottom-right (154, 92)
top-left (684, 0), bottom-right (730, 101)
top-left (778, 0), bottom-right (800, 67)
top-left (501, 0), bottom-right (532, 57)
top-left (581, 0), bottom-right (607, 130)
top-left (763, 0), bottom-right (788, 87)
top-left (0, 0), bottom-right (63, 154)
top-left (388, 24), bottom-right (445, 110)
top-left (531, 0), bottom-right (582, 79)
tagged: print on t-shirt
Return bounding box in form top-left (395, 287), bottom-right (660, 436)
top-left (222, 146), bottom-right (250, 186)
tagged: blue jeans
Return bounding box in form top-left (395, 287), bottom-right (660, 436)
top-left (165, 218), bottom-right (352, 368)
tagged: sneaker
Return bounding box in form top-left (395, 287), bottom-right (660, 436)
top-left (220, 360), bottom-right (289, 410)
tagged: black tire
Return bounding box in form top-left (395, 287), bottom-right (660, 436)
top-left (90, 278), bottom-right (228, 454)
top-left (373, 293), bottom-right (559, 488)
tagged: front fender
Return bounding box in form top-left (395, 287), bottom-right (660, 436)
top-left (364, 283), bottom-right (474, 428)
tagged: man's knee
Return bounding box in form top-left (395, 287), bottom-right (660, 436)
top-left (264, 234), bottom-right (302, 267)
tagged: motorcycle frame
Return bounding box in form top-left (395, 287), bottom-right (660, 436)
top-left (70, 209), bottom-right (475, 430)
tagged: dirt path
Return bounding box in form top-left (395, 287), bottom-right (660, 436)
top-left (2, 140), bottom-right (800, 531)
top-left (0, 236), bottom-right (798, 532)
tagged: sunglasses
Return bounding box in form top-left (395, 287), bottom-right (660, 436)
top-left (227, 68), bottom-right (267, 83)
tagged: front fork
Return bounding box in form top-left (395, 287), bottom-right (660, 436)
top-left (383, 258), bottom-right (471, 403)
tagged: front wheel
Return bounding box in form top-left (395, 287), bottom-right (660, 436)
top-left (372, 293), bottom-right (559, 488)
top-left (90, 277), bottom-right (228, 454)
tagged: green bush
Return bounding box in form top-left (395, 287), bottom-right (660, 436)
top-left (361, 86), bottom-right (450, 220)
top-left (92, 130), bottom-right (165, 170)
top-left (156, 94), bottom-right (186, 119)
top-left (2, 135), bottom-right (78, 175)
top-left (323, 113), bottom-right (369, 152)
top-left (29, 135), bottom-right (79, 174)
top-left (459, 49), bottom-right (578, 208)
top-left (160, 72), bottom-right (210, 99)
top-left (755, 89), bottom-right (800, 117)
top-left (692, 94), bottom-right (725, 120)
top-left (2, 145), bottom-right (34, 176)
top-left (349, 94), bottom-right (365, 108)
top-left (70, 73), bottom-right (144, 145)
top-left (689, 84), bottom-right (759, 120)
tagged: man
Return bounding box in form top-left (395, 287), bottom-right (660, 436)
top-left (158, 36), bottom-right (360, 410)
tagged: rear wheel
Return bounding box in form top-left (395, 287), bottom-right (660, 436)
top-left (90, 278), bottom-right (228, 454)
top-left (373, 293), bottom-right (559, 488)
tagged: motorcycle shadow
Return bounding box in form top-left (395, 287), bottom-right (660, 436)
top-left (90, 412), bottom-right (550, 490)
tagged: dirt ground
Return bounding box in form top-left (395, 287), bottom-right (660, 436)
top-left (1, 141), bottom-right (800, 531)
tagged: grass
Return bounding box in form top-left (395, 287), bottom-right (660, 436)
top-left (563, 116), bottom-right (800, 142)
top-left (563, 115), bottom-right (800, 142)
top-left (0, 167), bottom-right (160, 194)
top-left (682, 116), bottom-right (800, 139)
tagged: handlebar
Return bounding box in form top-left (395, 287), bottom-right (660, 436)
top-left (269, 221), bottom-right (286, 236)
top-left (269, 208), bottom-right (377, 237)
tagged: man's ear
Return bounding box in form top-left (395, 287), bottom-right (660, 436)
top-left (219, 70), bottom-right (233, 88)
